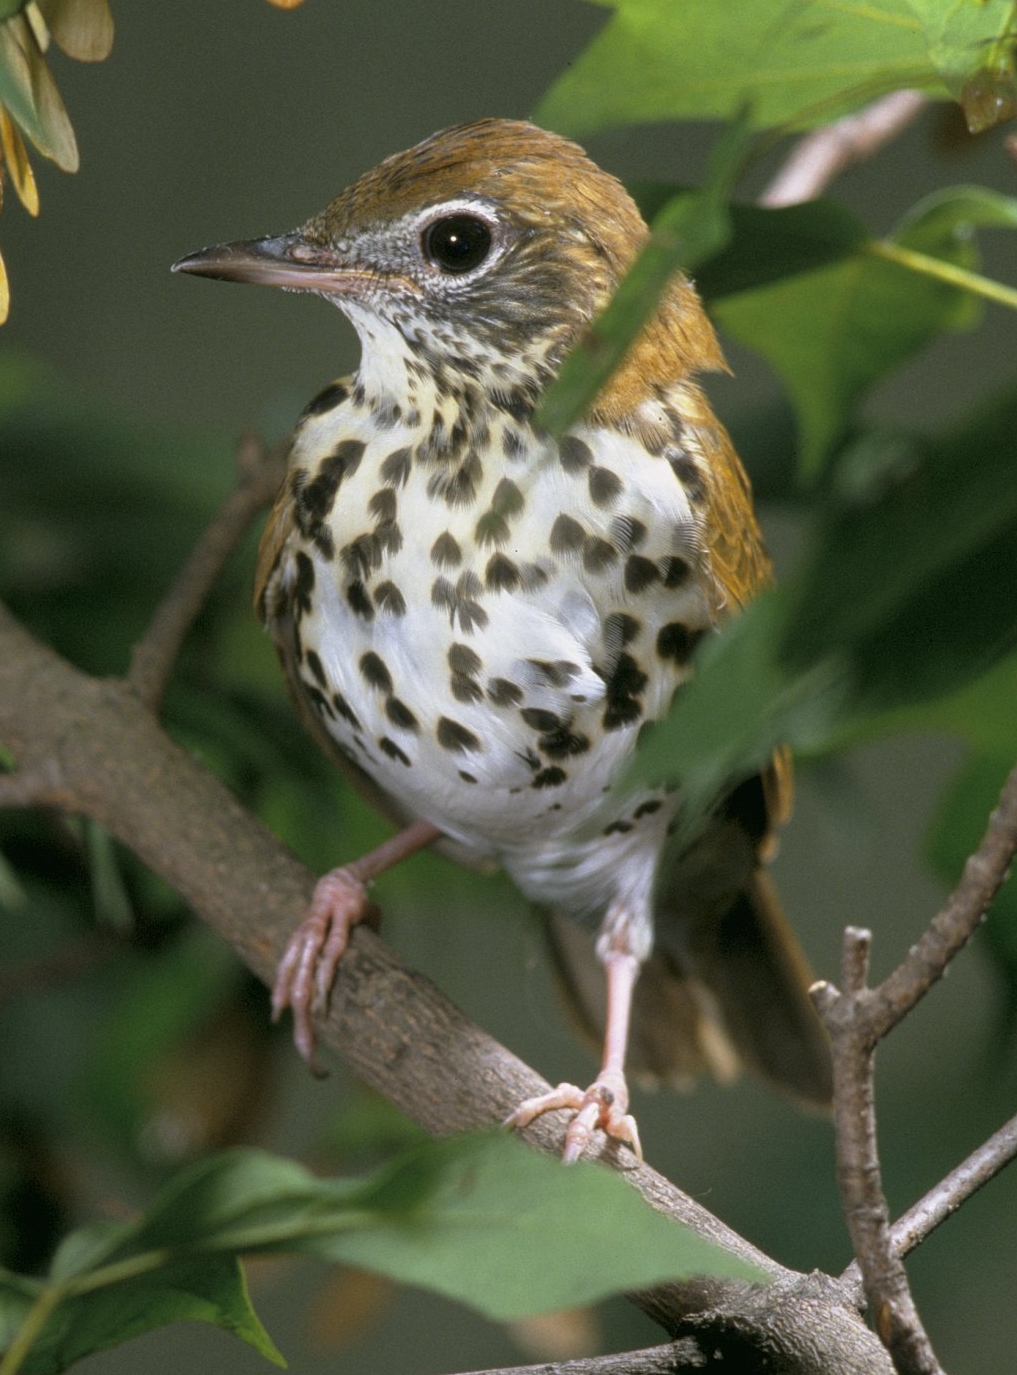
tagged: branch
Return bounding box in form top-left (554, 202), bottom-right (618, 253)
top-left (0, 599), bottom-right (891, 1374)
top-left (812, 757), bottom-right (1017, 1375)
top-left (127, 432), bottom-right (286, 712)
top-left (452, 1340), bottom-right (702, 1375)
top-left (760, 91), bottom-right (927, 207)
top-left (869, 758), bottom-right (1017, 1041)
top-left (840, 1109), bottom-right (1017, 1299)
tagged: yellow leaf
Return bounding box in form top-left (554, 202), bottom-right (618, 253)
top-left (1, 106), bottom-right (40, 214)
top-left (36, 0), bottom-right (113, 62)
top-left (265, 0), bottom-right (306, 7)
top-left (0, 248), bottom-right (9, 324)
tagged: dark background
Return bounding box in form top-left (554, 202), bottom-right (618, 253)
top-left (2, 2), bottom-right (1016, 1371)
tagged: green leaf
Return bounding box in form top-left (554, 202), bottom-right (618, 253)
top-left (904, 0), bottom-right (1017, 130)
top-left (712, 186), bottom-right (1017, 475)
top-left (1, 1259), bottom-right (284, 1375)
top-left (534, 114), bottom-right (753, 436)
top-left (0, 15), bottom-right (78, 170)
top-left (691, 199), bottom-right (869, 301)
top-left (786, 387), bottom-right (1017, 696)
top-left (537, 0), bottom-right (943, 137)
top-left (1, 1136), bottom-right (763, 1372)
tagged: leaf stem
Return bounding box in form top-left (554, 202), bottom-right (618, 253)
top-left (868, 239), bottom-right (1017, 311)
top-left (0, 1284), bottom-right (67, 1375)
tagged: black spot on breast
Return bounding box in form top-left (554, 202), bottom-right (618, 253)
top-left (634, 799), bottom-right (663, 819)
top-left (603, 651), bottom-right (648, 730)
top-left (526, 659), bottom-right (579, 687)
top-left (428, 453), bottom-right (483, 507)
top-left (300, 380), bottom-right (349, 418)
top-left (449, 643), bottom-right (483, 676)
top-left (386, 697), bottom-right (419, 731)
top-left (583, 537), bottom-right (618, 573)
top-left (492, 477), bottom-right (525, 516)
top-left (305, 650), bottom-right (327, 688)
top-left (661, 556), bottom-right (691, 588)
top-left (296, 439), bottom-right (366, 534)
top-left (359, 651), bottom-right (393, 693)
top-left (374, 580), bottom-right (406, 616)
top-left (431, 532), bottom-right (462, 568)
top-left (532, 766), bottom-right (567, 789)
top-left (293, 551), bottom-right (315, 617)
top-left (369, 488), bottom-right (397, 523)
top-left (588, 466), bottom-right (623, 507)
top-left (342, 532), bottom-right (382, 579)
top-left (603, 818), bottom-right (633, 835)
top-left (346, 580), bottom-right (374, 620)
top-left (380, 447), bottom-right (412, 487)
top-left (657, 622), bottom-right (705, 663)
top-left (305, 685), bottom-right (334, 720)
top-left (625, 554), bottom-right (661, 594)
top-left (375, 519), bottom-right (402, 556)
top-left (666, 448), bottom-right (707, 505)
top-left (331, 690), bottom-right (361, 729)
top-left (559, 436), bottom-right (593, 472)
top-left (451, 675), bottom-right (484, 704)
top-left (519, 561), bottom-right (551, 591)
top-left (612, 516), bottom-right (647, 551)
top-left (550, 513), bottom-right (586, 553)
top-left (437, 716), bottom-right (482, 753)
top-left (488, 677), bottom-right (523, 706)
top-left (485, 553), bottom-right (521, 592)
top-left (603, 611), bottom-right (640, 649)
top-left (538, 726), bottom-right (590, 758)
top-left (474, 510), bottom-right (510, 547)
top-left (520, 707), bottom-right (562, 732)
top-left (502, 428), bottom-right (526, 461)
top-left (379, 736), bottom-right (412, 766)
top-left (493, 387), bottom-right (534, 423)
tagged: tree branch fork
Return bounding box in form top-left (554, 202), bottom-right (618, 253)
top-left (1, 437), bottom-right (1016, 1375)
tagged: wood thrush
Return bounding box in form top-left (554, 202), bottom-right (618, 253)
top-left (174, 118), bottom-right (831, 1162)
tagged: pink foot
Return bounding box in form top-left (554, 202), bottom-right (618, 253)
top-left (271, 867), bottom-right (377, 1073)
top-left (505, 1069), bottom-right (642, 1164)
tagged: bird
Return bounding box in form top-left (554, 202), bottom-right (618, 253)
top-left (173, 118), bottom-right (831, 1163)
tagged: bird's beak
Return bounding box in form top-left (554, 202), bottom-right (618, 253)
top-left (172, 232), bottom-right (365, 294)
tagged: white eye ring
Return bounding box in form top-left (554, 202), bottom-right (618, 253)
top-left (411, 199), bottom-right (505, 281)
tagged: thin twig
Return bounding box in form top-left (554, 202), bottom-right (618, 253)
top-left (127, 432), bottom-right (286, 713)
top-left (760, 91), bottom-right (927, 207)
top-left (813, 761), bottom-right (1017, 1373)
top-left (840, 1109), bottom-right (1017, 1300)
top-left (814, 932), bottom-right (945, 1375)
top-left (870, 758), bottom-right (1017, 1042)
top-left (452, 1340), bottom-right (703, 1375)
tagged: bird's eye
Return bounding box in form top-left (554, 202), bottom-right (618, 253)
top-left (421, 214), bottom-right (493, 274)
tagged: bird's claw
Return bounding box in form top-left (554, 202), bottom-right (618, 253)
top-left (505, 1073), bottom-right (642, 1164)
top-left (271, 867), bottom-right (374, 1072)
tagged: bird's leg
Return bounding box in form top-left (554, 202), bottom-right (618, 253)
top-left (272, 818), bottom-right (441, 1072)
top-left (507, 920), bottom-right (643, 1164)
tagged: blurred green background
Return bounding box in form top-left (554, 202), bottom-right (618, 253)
top-left (2, 2), bottom-right (1017, 1372)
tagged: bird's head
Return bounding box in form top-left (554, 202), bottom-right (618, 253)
top-left (174, 118), bottom-right (722, 413)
